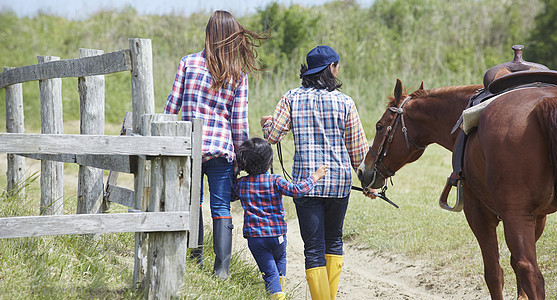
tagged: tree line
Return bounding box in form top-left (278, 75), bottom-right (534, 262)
top-left (0, 0), bottom-right (554, 131)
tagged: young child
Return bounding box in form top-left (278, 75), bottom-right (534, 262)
top-left (234, 137), bottom-right (328, 299)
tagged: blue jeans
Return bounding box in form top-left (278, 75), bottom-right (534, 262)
top-left (201, 157), bottom-right (234, 219)
top-left (247, 235), bottom-right (287, 294)
top-left (293, 195), bottom-right (349, 269)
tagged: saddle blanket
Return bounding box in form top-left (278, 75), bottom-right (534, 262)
top-left (461, 87), bottom-right (535, 134)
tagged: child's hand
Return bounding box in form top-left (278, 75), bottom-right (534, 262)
top-left (312, 165), bottom-right (328, 181)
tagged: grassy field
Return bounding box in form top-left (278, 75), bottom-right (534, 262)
top-left (0, 141), bottom-right (556, 299)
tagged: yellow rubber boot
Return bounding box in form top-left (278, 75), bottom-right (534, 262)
top-left (270, 292), bottom-right (286, 300)
top-left (325, 254), bottom-right (344, 300)
top-left (270, 276), bottom-right (286, 300)
top-left (305, 266), bottom-right (331, 300)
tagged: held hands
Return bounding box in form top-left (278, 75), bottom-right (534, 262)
top-left (312, 165), bottom-right (328, 181)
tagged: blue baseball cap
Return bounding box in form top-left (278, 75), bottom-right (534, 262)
top-left (302, 45), bottom-right (340, 76)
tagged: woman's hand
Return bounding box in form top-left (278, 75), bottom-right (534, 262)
top-left (260, 115), bottom-right (271, 127)
top-left (363, 188), bottom-right (380, 199)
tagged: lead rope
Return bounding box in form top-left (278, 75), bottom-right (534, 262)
top-left (276, 141), bottom-right (292, 181)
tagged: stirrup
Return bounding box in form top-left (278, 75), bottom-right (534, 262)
top-left (439, 174), bottom-right (464, 212)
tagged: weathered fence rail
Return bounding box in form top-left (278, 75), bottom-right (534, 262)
top-left (0, 133), bottom-right (193, 155)
top-left (0, 49), bottom-right (132, 88)
top-left (0, 211), bottom-right (189, 239)
top-left (0, 38), bottom-right (201, 299)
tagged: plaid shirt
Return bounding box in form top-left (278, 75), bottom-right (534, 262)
top-left (235, 172), bottom-right (316, 238)
top-left (164, 50), bottom-right (249, 163)
top-left (262, 87), bottom-right (368, 198)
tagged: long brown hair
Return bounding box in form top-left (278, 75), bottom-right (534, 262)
top-left (205, 10), bottom-right (268, 91)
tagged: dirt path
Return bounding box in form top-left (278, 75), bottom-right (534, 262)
top-left (227, 202), bottom-right (491, 300)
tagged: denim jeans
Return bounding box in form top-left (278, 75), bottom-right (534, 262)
top-left (247, 235), bottom-right (287, 294)
top-left (201, 157), bottom-right (234, 219)
top-left (293, 195), bottom-right (349, 269)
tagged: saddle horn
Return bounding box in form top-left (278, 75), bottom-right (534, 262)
top-left (483, 45), bottom-right (549, 88)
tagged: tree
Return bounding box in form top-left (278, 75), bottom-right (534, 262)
top-left (255, 2), bottom-right (319, 72)
top-left (528, 0), bottom-right (557, 69)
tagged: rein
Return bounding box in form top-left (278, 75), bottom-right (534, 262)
top-left (274, 139), bottom-right (399, 208)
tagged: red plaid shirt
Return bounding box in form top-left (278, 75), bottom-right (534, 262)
top-left (164, 50), bottom-right (249, 163)
top-left (235, 172), bottom-right (316, 238)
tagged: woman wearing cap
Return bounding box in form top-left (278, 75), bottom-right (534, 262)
top-left (164, 10), bottom-right (267, 280)
top-left (261, 45), bottom-right (368, 299)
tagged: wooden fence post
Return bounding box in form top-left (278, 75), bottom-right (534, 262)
top-left (129, 38), bottom-right (154, 134)
top-left (128, 37), bottom-right (155, 290)
top-left (133, 114), bottom-right (177, 291)
top-left (77, 48), bottom-right (105, 214)
top-left (146, 121), bottom-right (191, 299)
top-left (38, 55), bottom-right (64, 215)
top-left (4, 67), bottom-right (26, 198)
top-left (188, 118), bottom-right (202, 248)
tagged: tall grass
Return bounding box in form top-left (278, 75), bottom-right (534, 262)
top-left (0, 169), bottom-right (272, 299)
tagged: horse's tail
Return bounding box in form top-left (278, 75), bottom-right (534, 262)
top-left (535, 97), bottom-right (557, 184)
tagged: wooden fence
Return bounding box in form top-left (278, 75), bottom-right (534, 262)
top-left (0, 38), bottom-right (201, 299)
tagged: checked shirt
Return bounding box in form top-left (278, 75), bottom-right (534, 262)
top-left (164, 50), bottom-right (249, 163)
top-left (235, 172), bottom-right (316, 238)
top-left (262, 87), bottom-right (368, 198)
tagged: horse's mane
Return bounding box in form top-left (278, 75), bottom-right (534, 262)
top-left (387, 84), bottom-right (483, 107)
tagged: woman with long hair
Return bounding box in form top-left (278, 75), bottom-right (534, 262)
top-left (164, 10), bottom-right (267, 280)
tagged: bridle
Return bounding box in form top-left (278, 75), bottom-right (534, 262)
top-left (367, 95), bottom-right (427, 184)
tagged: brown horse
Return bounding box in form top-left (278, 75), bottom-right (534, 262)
top-left (357, 79), bottom-right (557, 299)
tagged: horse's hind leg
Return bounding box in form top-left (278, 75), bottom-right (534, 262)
top-left (509, 215), bottom-right (547, 300)
top-left (463, 195), bottom-right (505, 299)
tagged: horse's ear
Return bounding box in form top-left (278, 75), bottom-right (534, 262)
top-left (419, 82), bottom-right (424, 90)
top-left (394, 79), bottom-right (403, 103)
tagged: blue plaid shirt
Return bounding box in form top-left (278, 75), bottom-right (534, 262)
top-left (235, 172), bottom-right (316, 238)
top-left (263, 87), bottom-right (368, 198)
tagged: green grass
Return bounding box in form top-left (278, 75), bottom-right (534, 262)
top-left (1, 140), bottom-right (556, 299)
top-left (0, 171), bottom-right (272, 299)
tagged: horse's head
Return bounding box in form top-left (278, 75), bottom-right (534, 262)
top-left (357, 79), bottom-right (428, 189)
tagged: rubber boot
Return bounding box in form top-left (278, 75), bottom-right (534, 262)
top-left (305, 266), bottom-right (331, 300)
top-left (270, 276), bottom-right (285, 299)
top-left (280, 276), bottom-right (286, 291)
top-left (212, 217), bottom-right (233, 279)
top-left (271, 292), bottom-right (286, 300)
top-left (325, 254), bottom-right (344, 300)
top-left (188, 206), bottom-right (204, 266)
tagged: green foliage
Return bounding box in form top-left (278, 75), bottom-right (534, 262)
top-left (0, 0), bottom-right (547, 134)
top-left (252, 2), bottom-right (319, 73)
top-left (528, 0), bottom-right (557, 69)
